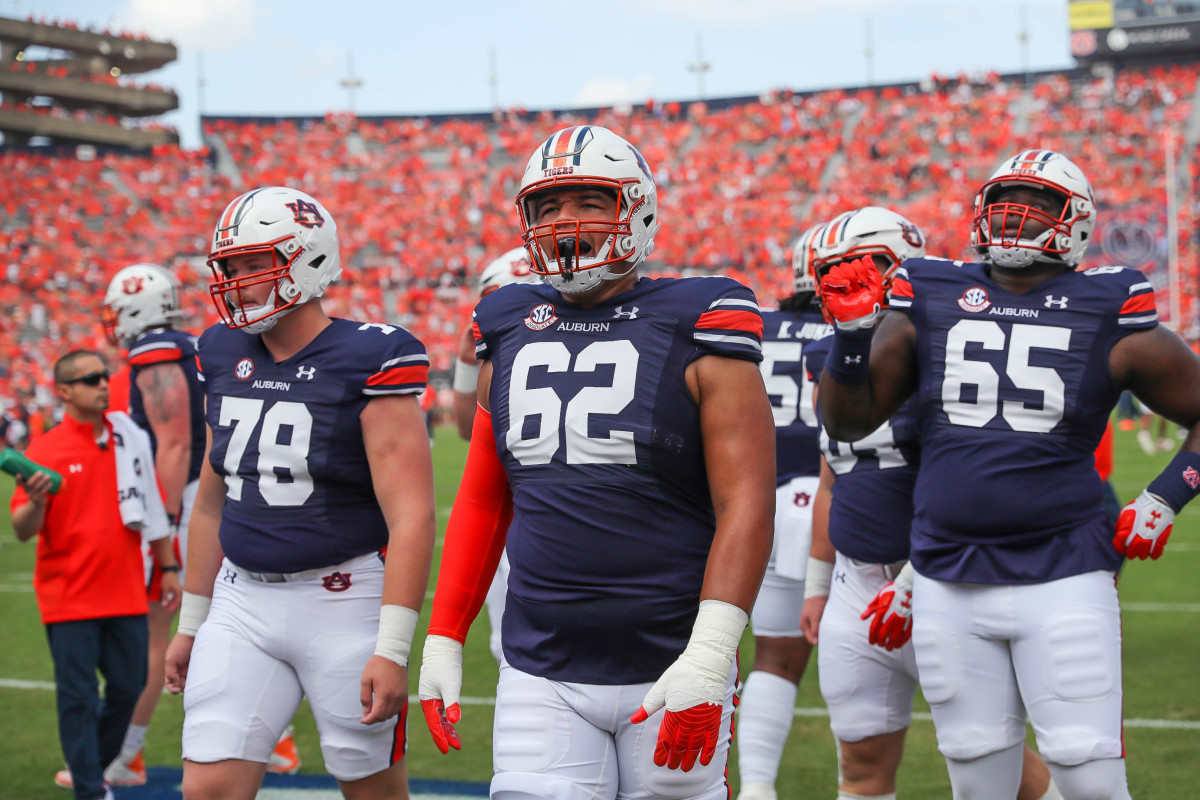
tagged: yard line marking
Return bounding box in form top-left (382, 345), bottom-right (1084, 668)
top-left (1122, 602), bottom-right (1200, 612)
top-left (2, 680), bottom-right (1196, 730)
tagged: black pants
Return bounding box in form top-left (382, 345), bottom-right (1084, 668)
top-left (45, 615), bottom-right (148, 800)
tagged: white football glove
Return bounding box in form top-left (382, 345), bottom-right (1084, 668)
top-left (1114, 490), bottom-right (1175, 560)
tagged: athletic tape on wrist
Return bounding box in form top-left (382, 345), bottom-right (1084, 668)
top-left (452, 359), bottom-right (481, 393)
top-left (804, 558), bottom-right (835, 599)
top-left (825, 327), bottom-right (873, 384)
top-left (1146, 449), bottom-right (1200, 513)
top-left (375, 605), bottom-right (420, 667)
top-left (176, 591), bottom-right (211, 637)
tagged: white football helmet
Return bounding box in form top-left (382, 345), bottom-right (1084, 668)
top-left (516, 125), bottom-right (660, 294)
top-left (791, 223), bottom-right (826, 293)
top-left (812, 206), bottom-right (926, 290)
top-left (478, 246), bottom-right (542, 295)
top-left (102, 263), bottom-right (184, 346)
top-left (207, 186), bottom-right (341, 334)
top-left (972, 149), bottom-right (1096, 268)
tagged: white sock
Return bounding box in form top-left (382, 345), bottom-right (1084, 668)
top-left (119, 724), bottom-right (147, 758)
top-left (837, 793), bottom-right (896, 800)
top-left (1037, 779), bottom-right (1064, 800)
top-left (736, 670), bottom-right (798, 784)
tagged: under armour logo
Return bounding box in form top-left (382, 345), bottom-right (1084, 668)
top-left (613, 306), bottom-right (640, 320)
top-left (68, 463), bottom-right (83, 473)
top-left (1148, 511), bottom-right (1162, 530)
top-left (834, 571), bottom-right (846, 583)
top-left (296, 366), bottom-right (316, 380)
top-left (844, 355), bottom-right (862, 364)
top-left (1044, 295), bottom-right (1069, 309)
top-left (222, 569), bottom-right (237, 584)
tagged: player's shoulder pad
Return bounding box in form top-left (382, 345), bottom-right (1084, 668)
top-left (681, 275), bottom-right (764, 361)
top-left (342, 318), bottom-right (429, 397)
top-left (128, 328), bottom-right (193, 367)
top-left (1077, 265), bottom-right (1159, 328)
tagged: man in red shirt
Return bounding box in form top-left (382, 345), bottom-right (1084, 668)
top-left (10, 350), bottom-right (181, 800)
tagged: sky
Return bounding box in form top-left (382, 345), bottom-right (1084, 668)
top-left (4, 0), bottom-right (1076, 149)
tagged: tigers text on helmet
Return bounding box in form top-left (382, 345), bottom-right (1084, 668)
top-left (102, 263), bottom-right (184, 347)
top-left (207, 187), bottom-right (341, 334)
top-left (791, 223), bottom-right (826, 294)
top-left (516, 126), bottom-right (660, 294)
top-left (478, 246), bottom-right (542, 296)
top-left (971, 149), bottom-right (1096, 269)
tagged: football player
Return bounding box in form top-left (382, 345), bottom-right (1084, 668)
top-left (418, 125), bottom-right (775, 800)
top-left (75, 265), bottom-right (206, 787)
top-left (163, 186), bottom-right (435, 800)
top-left (818, 151), bottom-right (1200, 800)
top-left (799, 208), bottom-right (1059, 800)
top-left (451, 247), bottom-right (541, 665)
top-left (735, 223), bottom-right (830, 800)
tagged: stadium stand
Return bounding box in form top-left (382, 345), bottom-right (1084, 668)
top-left (3, 60), bottom-right (1200, 423)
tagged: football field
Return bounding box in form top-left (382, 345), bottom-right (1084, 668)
top-left (1, 424), bottom-right (1198, 798)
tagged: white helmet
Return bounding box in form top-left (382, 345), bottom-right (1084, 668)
top-left (478, 246), bottom-right (542, 295)
top-left (516, 126), bottom-right (660, 294)
top-left (812, 206), bottom-right (926, 291)
top-left (207, 186), bottom-right (341, 334)
top-left (790, 223), bottom-right (826, 293)
top-left (972, 149), bottom-right (1096, 269)
top-left (102, 263), bottom-right (184, 346)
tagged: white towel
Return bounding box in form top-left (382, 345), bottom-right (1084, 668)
top-left (108, 411), bottom-right (170, 544)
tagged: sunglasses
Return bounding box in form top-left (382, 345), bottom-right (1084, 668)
top-left (61, 371), bottom-right (110, 387)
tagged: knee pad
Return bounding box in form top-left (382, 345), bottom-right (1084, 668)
top-left (1048, 759), bottom-right (1131, 800)
top-left (945, 745), bottom-right (1023, 800)
top-left (490, 771), bottom-right (594, 800)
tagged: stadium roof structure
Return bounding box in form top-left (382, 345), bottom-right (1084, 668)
top-left (0, 16), bottom-right (178, 149)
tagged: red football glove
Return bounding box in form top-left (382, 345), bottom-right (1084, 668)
top-left (630, 600), bottom-right (746, 772)
top-left (860, 561), bottom-right (915, 651)
top-left (820, 256), bottom-right (884, 330)
top-left (417, 635), bottom-right (463, 754)
top-left (631, 703), bottom-right (723, 771)
top-left (1114, 490), bottom-right (1175, 560)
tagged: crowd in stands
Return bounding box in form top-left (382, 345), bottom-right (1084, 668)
top-left (3, 62), bottom-right (1199, 432)
top-left (5, 60), bottom-right (177, 95)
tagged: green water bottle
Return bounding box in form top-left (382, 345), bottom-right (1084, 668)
top-left (0, 447), bottom-right (64, 494)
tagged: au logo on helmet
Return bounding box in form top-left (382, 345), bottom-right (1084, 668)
top-left (122, 276), bottom-right (145, 295)
top-left (285, 199), bottom-right (325, 229)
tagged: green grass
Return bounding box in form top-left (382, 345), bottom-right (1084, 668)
top-left (1, 423), bottom-right (1197, 798)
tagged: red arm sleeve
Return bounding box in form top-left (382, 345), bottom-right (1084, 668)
top-left (427, 406), bottom-right (513, 644)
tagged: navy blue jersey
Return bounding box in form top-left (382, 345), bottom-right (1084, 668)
top-left (128, 328), bottom-right (206, 485)
top-left (197, 318), bottom-right (428, 573)
top-left (809, 336), bottom-right (920, 564)
top-left (891, 258), bottom-right (1157, 583)
top-left (473, 276), bottom-right (763, 685)
top-left (760, 308), bottom-right (831, 484)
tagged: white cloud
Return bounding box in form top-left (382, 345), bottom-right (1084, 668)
top-left (117, 0), bottom-right (255, 50)
top-left (572, 75), bottom-right (657, 108)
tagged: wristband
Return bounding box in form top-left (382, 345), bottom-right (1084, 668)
top-left (1146, 449), bottom-right (1200, 514)
top-left (160, 564), bottom-right (180, 574)
top-left (452, 358), bottom-right (481, 393)
top-left (374, 604), bottom-right (420, 667)
top-left (824, 327), bottom-right (873, 385)
top-left (176, 591), bottom-right (211, 636)
top-left (804, 557), bottom-right (835, 599)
